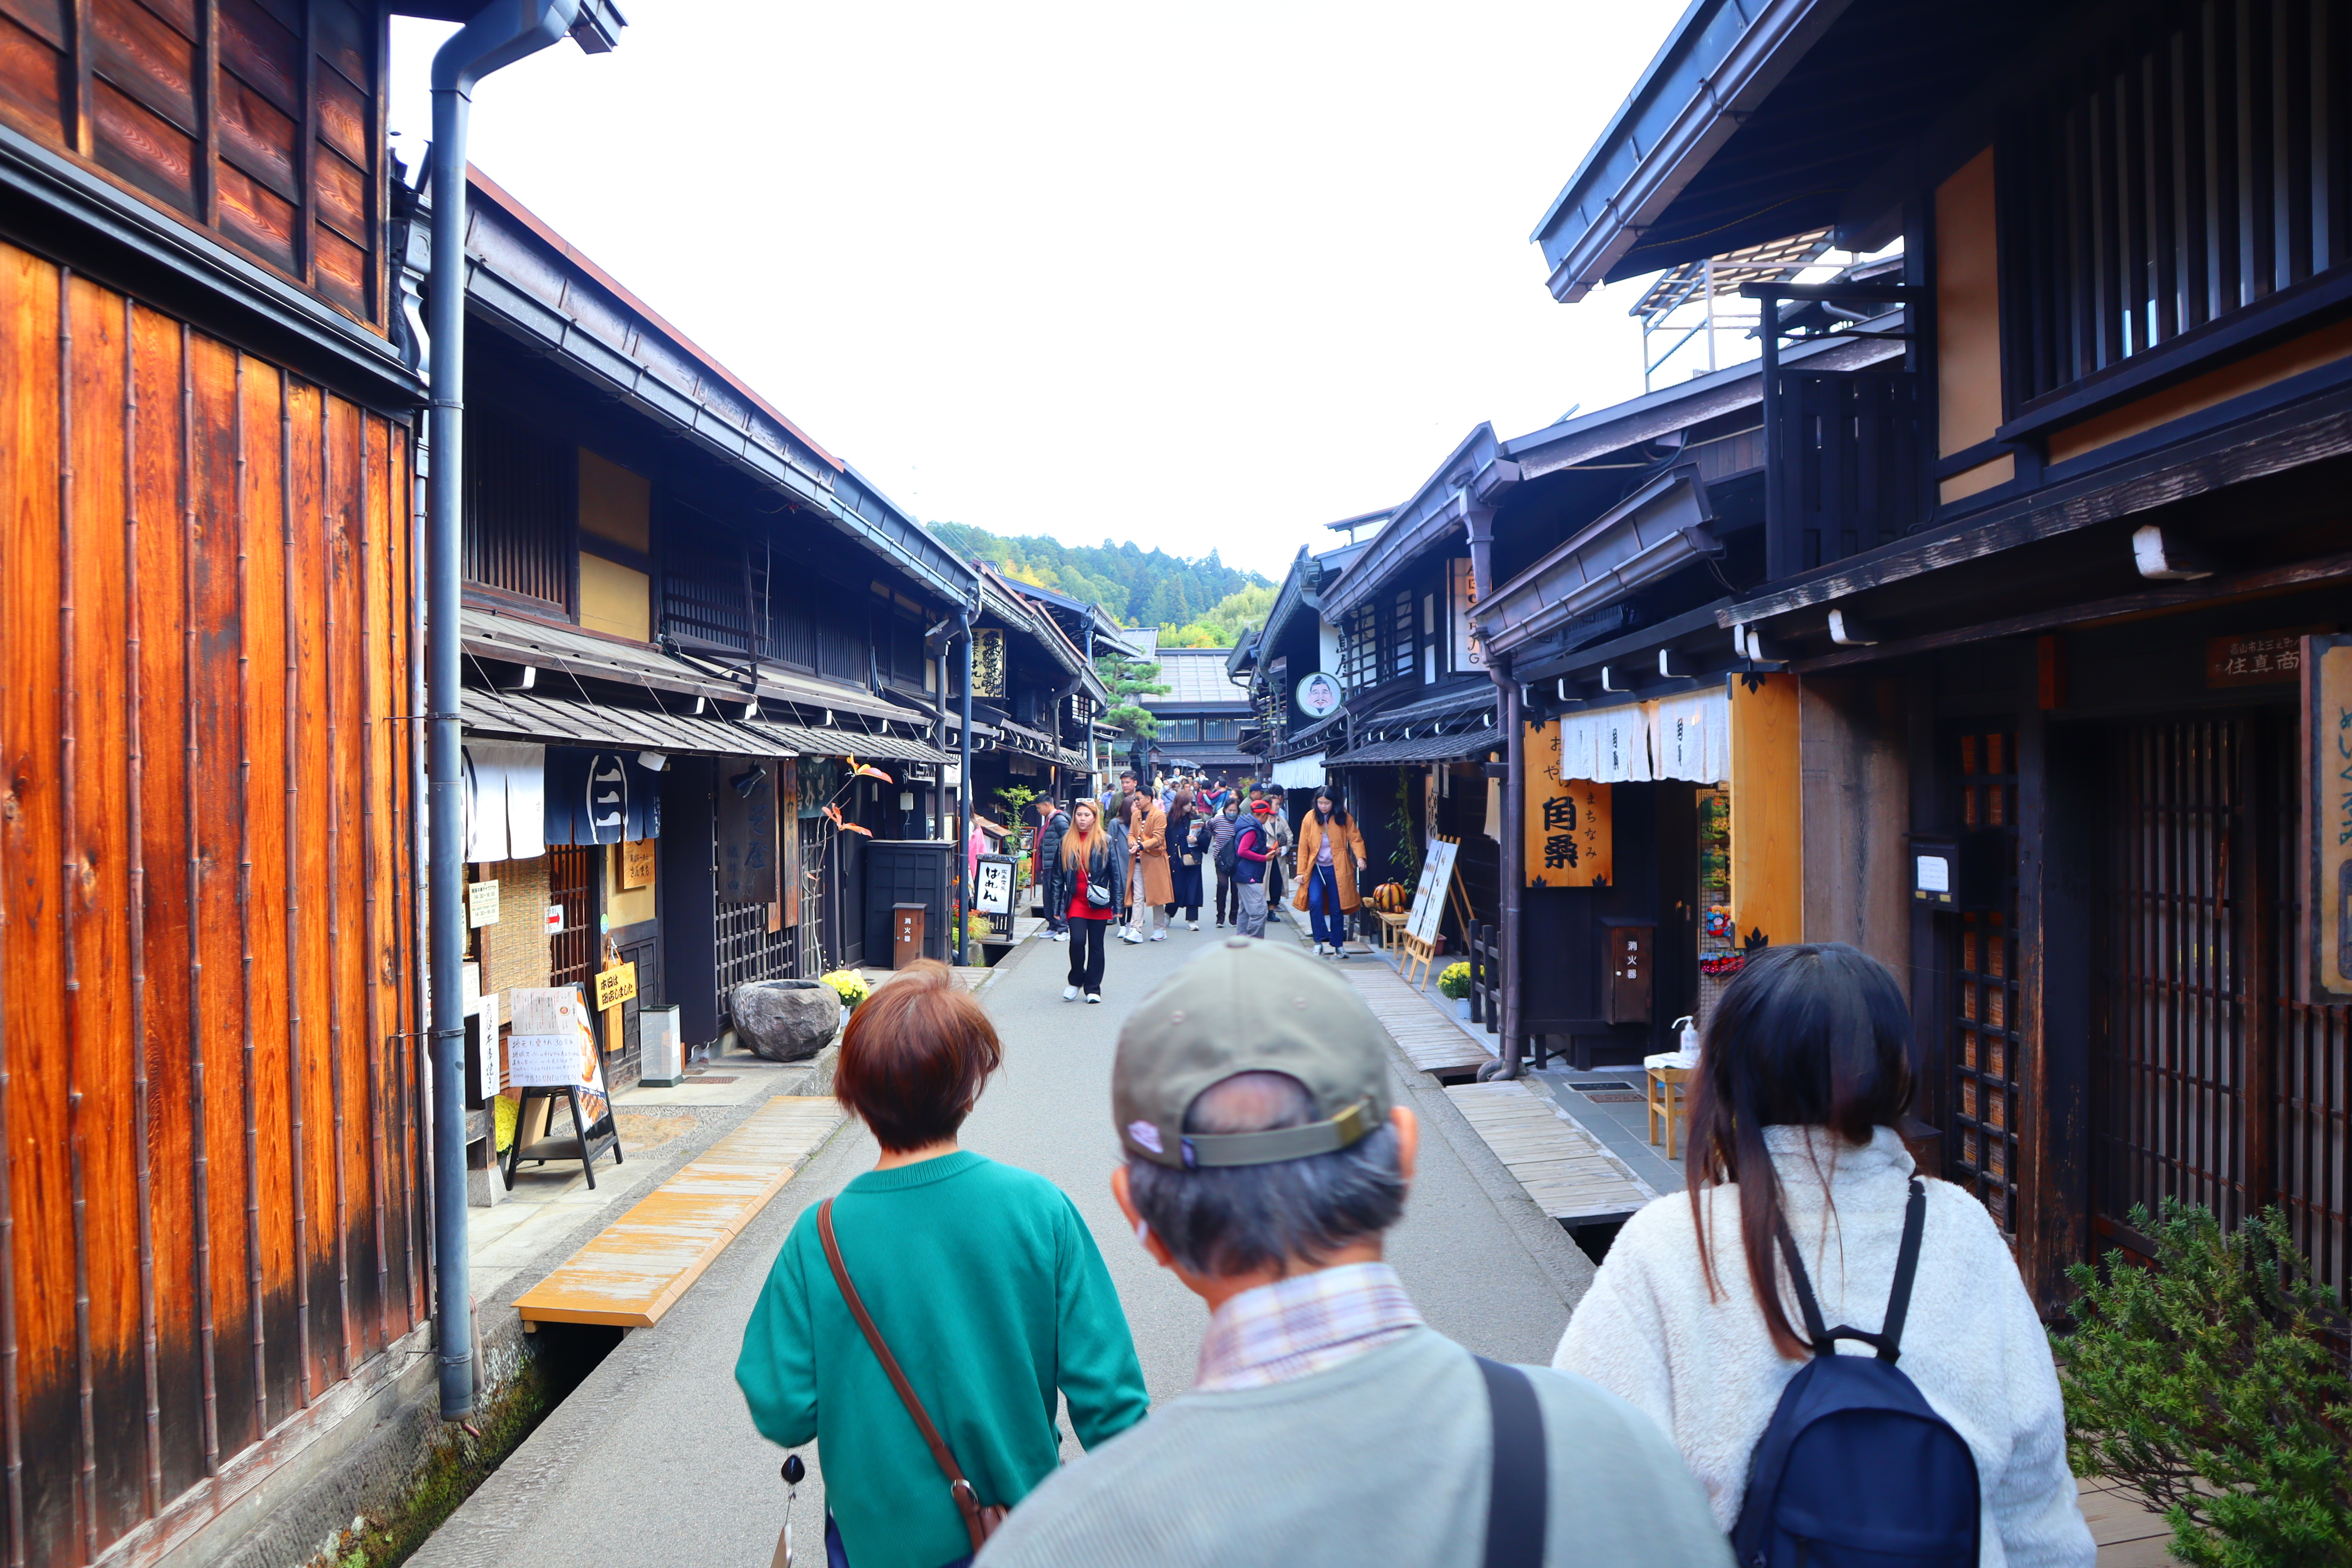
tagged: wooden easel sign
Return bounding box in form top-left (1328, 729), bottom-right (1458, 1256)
top-left (503, 985), bottom-right (624, 1189)
top-left (1400, 835), bottom-right (1462, 988)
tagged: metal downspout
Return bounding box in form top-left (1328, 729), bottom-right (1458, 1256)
top-left (1465, 511), bottom-right (1525, 1081)
top-left (956, 603), bottom-right (975, 965)
top-left (423, 0), bottom-right (601, 1422)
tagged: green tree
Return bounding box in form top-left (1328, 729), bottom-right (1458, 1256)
top-left (929, 521), bottom-right (1269, 632)
top-left (2053, 1199), bottom-right (2352, 1568)
top-left (1094, 649), bottom-right (1168, 741)
top-left (1166, 583), bottom-right (1277, 648)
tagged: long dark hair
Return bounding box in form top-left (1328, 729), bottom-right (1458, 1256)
top-left (1313, 788), bottom-right (1348, 827)
top-left (1685, 942), bottom-right (1914, 1359)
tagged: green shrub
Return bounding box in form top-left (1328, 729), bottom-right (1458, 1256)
top-left (1437, 962), bottom-right (1473, 1000)
top-left (2052, 1199), bottom-right (2352, 1568)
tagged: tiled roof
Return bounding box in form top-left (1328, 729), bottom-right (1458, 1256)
top-left (1148, 648), bottom-right (1252, 706)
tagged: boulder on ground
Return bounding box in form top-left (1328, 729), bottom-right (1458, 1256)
top-left (731, 978), bottom-right (842, 1062)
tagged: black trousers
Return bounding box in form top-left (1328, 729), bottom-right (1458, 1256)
top-left (1215, 867), bottom-right (1240, 924)
top-left (1067, 917), bottom-right (1109, 993)
top-left (1041, 869), bottom-right (1067, 931)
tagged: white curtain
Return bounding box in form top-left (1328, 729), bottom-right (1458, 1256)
top-left (1650, 691), bottom-right (1729, 784)
top-left (1559, 705), bottom-right (1653, 784)
top-left (463, 741), bottom-right (547, 862)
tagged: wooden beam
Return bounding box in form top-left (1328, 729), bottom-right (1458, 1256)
top-left (1790, 547), bottom-right (2352, 671)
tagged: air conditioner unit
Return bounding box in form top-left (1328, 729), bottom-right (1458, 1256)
top-left (640, 1005), bottom-right (684, 1087)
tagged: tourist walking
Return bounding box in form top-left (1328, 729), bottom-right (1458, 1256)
top-left (1165, 783), bottom-right (1206, 931)
top-left (971, 940), bottom-right (1727, 1568)
top-left (1291, 788), bottom-right (1367, 957)
top-left (1034, 797), bottom-right (1071, 941)
top-left (1058, 800), bottom-right (1125, 1003)
top-left (1123, 790), bottom-right (1171, 944)
top-left (1552, 943), bottom-right (2094, 1567)
top-left (1261, 788), bottom-right (1293, 912)
top-left (1230, 800), bottom-right (1276, 938)
top-left (1207, 798), bottom-right (1242, 928)
top-left (736, 961), bottom-right (1149, 1568)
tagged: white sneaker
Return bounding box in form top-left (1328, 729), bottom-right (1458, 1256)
top-left (1150, 930), bottom-right (1167, 942)
top-left (1314, 942), bottom-right (1330, 956)
top-left (1186, 920), bottom-right (1199, 931)
top-left (1062, 985), bottom-right (1079, 1002)
top-left (1121, 928), bottom-right (1143, 945)
top-left (1085, 992), bottom-right (1102, 1004)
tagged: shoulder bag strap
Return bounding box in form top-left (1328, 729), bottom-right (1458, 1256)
top-left (817, 1199), bottom-right (990, 1551)
top-left (1771, 1210), bottom-right (1836, 1355)
top-left (1475, 1357), bottom-right (1546, 1568)
top-left (1879, 1176), bottom-right (1929, 1361)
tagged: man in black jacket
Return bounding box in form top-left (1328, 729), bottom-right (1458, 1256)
top-left (1036, 797), bottom-right (1073, 940)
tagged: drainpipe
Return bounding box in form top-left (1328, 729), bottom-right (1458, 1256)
top-left (423, 0), bottom-right (620, 1423)
top-left (956, 602), bottom-right (975, 964)
top-left (1464, 508), bottom-right (1525, 1081)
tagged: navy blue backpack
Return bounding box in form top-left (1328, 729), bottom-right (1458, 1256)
top-left (1729, 1176), bottom-right (1981, 1568)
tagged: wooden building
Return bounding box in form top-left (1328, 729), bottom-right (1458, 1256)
top-left (0, 3), bottom-right (430, 1563)
top-left (1235, 534), bottom-right (1368, 797)
top-left (1521, 0), bottom-right (2352, 1310)
top-left (1137, 646), bottom-right (1253, 782)
top-left (425, 167), bottom-right (980, 1098)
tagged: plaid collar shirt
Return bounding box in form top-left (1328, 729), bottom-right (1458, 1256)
top-left (1193, 1262), bottom-right (1424, 1393)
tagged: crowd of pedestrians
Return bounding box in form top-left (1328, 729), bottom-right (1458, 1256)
top-left (738, 805), bottom-right (2094, 1567)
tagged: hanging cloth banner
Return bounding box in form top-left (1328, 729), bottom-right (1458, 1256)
top-left (1559, 705), bottom-right (1653, 784)
top-left (544, 749), bottom-right (659, 846)
top-left (1650, 691), bottom-right (1729, 784)
top-left (462, 741), bottom-right (547, 863)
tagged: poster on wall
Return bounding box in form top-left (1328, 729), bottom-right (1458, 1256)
top-left (2307, 635), bottom-right (2352, 996)
top-left (1522, 719), bottom-right (1613, 887)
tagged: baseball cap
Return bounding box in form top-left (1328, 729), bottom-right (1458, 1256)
top-left (1112, 939), bottom-right (1392, 1169)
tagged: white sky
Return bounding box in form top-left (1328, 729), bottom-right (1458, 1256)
top-left (390, 2), bottom-right (1701, 581)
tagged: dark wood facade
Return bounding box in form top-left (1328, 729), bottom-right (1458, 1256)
top-left (0, 0), bottom-right (392, 325)
top-left (0, 238), bottom-right (419, 1566)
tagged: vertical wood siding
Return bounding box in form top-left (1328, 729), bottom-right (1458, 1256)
top-left (0, 238), bottom-right (419, 1568)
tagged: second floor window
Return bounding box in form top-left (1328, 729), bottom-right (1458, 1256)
top-left (465, 414), bottom-right (573, 615)
top-left (2002, 0), bottom-right (2348, 405)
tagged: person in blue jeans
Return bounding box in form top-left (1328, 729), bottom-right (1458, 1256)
top-left (1291, 788), bottom-right (1366, 958)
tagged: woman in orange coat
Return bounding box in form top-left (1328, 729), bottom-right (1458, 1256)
top-left (1291, 787), bottom-right (1368, 957)
top-left (1123, 793), bottom-right (1173, 944)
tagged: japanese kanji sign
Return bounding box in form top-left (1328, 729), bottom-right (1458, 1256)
top-left (2209, 625), bottom-right (2323, 687)
top-left (2307, 635), bottom-right (2352, 996)
top-left (1522, 718), bottom-right (1613, 888)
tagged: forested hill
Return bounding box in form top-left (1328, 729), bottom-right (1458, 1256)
top-left (930, 522), bottom-right (1271, 637)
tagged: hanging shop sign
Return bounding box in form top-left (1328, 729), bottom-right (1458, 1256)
top-left (1522, 718), bottom-right (1613, 888)
top-left (2306, 635), bottom-right (2352, 996)
top-left (1295, 671), bottom-right (1343, 719)
top-left (2209, 625), bottom-right (2325, 687)
top-left (593, 962), bottom-right (639, 1012)
top-left (717, 757), bottom-right (779, 904)
top-left (621, 838), bottom-right (656, 889)
top-left (974, 853), bottom-right (1015, 915)
top-left (1448, 558), bottom-right (1483, 673)
top-left (468, 878), bottom-right (501, 927)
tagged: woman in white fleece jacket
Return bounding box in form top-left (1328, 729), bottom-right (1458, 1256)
top-left (1554, 943), bottom-right (2092, 1568)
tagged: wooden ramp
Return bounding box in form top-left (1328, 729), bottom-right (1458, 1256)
top-left (1343, 960), bottom-right (1495, 1077)
top-left (1443, 1080), bottom-right (1656, 1225)
top-left (514, 1096), bottom-right (844, 1329)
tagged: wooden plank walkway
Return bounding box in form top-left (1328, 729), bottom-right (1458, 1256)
top-left (1443, 1080), bottom-right (1657, 1225)
top-left (514, 1096), bottom-right (844, 1329)
top-left (1342, 959), bottom-right (1495, 1076)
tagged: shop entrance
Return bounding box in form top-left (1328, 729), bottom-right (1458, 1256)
top-left (2091, 713), bottom-right (2348, 1300)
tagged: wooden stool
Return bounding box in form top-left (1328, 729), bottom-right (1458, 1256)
top-left (1645, 1064), bottom-right (1694, 1159)
top-left (1373, 910), bottom-right (1408, 952)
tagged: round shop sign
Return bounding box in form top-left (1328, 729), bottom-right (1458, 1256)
top-left (1295, 671), bottom-right (1342, 718)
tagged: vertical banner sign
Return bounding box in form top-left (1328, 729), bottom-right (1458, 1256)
top-left (2307, 637), bottom-right (2352, 996)
top-left (717, 756), bottom-right (779, 904)
top-left (1521, 719), bottom-right (1613, 887)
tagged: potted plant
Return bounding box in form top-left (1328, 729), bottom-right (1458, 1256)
top-left (819, 969), bottom-right (869, 1015)
top-left (1437, 961), bottom-right (1474, 1018)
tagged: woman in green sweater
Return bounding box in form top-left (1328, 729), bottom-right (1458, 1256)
top-left (735, 961), bottom-right (1149, 1568)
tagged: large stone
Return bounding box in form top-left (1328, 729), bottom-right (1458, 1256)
top-left (731, 979), bottom-right (842, 1062)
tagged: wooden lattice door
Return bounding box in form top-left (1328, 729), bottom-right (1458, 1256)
top-left (1948, 728), bottom-right (2024, 1236)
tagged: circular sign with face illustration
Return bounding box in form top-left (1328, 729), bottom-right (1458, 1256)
top-left (1295, 671), bottom-right (1343, 718)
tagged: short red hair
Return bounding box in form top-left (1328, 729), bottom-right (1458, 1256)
top-left (833, 960), bottom-right (1002, 1152)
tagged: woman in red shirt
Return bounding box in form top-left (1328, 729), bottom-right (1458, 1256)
top-left (1060, 800), bottom-right (1127, 1004)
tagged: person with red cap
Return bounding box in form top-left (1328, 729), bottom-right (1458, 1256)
top-left (1230, 800), bottom-right (1278, 938)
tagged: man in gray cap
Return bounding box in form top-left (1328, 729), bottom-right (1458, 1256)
top-left (975, 941), bottom-right (1727, 1568)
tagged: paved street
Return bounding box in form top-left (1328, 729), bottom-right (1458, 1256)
top-left (410, 916), bottom-right (1596, 1568)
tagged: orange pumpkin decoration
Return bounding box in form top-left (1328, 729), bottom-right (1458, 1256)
top-left (1372, 882), bottom-right (1407, 912)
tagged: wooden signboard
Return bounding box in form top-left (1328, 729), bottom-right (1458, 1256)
top-left (2210, 626), bottom-right (2324, 687)
top-left (1399, 835), bottom-right (1462, 987)
top-left (621, 838), bottom-right (656, 888)
top-left (1521, 718), bottom-right (1613, 887)
top-left (2305, 636), bottom-right (2352, 996)
top-left (593, 962), bottom-right (638, 1012)
top-left (716, 756), bottom-right (778, 904)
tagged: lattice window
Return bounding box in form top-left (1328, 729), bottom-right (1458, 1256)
top-left (1951, 730), bottom-right (2022, 1236)
top-left (662, 526), bottom-right (754, 652)
top-left (465, 414), bottom-right (573, 613)
top-left (2002, 0), bottom-right (2352, 403)
top-left (548, 845), bottom-right (597, 992)
top-left (1390, 590), bottom-right (1416, 684)
top-left (1338, 604), bottom-right (1378, 693)
top-left (716, 898), bottom-right (795, 1005)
